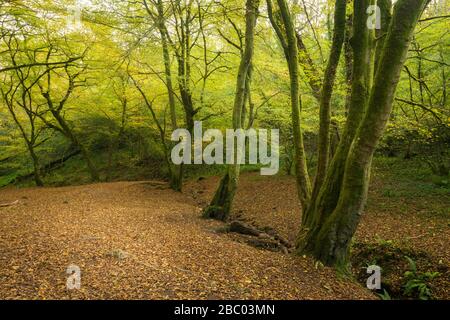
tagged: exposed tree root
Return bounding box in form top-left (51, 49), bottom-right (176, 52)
top-left (225, 220), bottom-right (292, 254)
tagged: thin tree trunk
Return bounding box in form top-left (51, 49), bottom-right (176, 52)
top-left (311, 0), bottom-right (347, 202)
top-left (374, 0), bottom-right (393, 73)
top-left (27, 143), bottom-right (44, 187)
top-left (161, 22), bottom-right (183, 191)
top-left (343, 12), bottom-right (353, 115)
top-left (267, 0), bottom-right (312, 209)
top-left (241, 63), bottom-right (253, 127)
top-left (156, 0), bottom-right (177, 130)
top-left (296, 33), bottom-right (322, 102)
top-left (204, 0), bottom-right (260, 221)
top-left (145, 0), bottom-right (183, 191)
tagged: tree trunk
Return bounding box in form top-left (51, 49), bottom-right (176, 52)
top-left (374, 0), bottom-right (393, 73)
top-left (298, 0), bottom-right (372, 243)
top-left (177, 60), bottom-right (196, 134)
top-left (242, 62), bottom-right (253, 127)
top-left (169, 164), bottom-right (183, 192)
top-left (343, 12), bottom-right (353, 115)
top-left (155, 0), bottom-right (183, 192)
top-left (267, 0), bottom-right (312, 209)
top-left (204, 0), bottom-right (260, 221)
top-left (311, 0), bottom-right (347, 202)
top-left (155, 0), bottom-right (177, 131)
top-left (28, 144), bottom-right (44, 187)
top-left (299, 0), bottom-right (428, 269)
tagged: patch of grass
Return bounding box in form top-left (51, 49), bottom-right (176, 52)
top-left (373, 157), bottom-right (450, 197)
top-left (381, 188), bottom-right (401, 198)
top-left (370, 157), bottom-right (450, 218)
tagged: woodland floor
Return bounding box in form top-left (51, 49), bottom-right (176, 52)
top-left (0, 161), bottom-right (448, 299)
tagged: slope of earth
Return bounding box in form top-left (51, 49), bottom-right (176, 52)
top-left (0, 181), bottom-right (372, 300)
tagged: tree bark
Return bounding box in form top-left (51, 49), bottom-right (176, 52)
top-left (297, 0), bottom-right (372, 244)
top-left (267, 0), bottom-right (312, 209)
top-left (204, 0), bottom-right (260, 221)
top-left (155, 0), bottom-right (177, 130)
top-left (144, 0), bottom-right (183, 191)
top-left (374, 0), bottom-right (392, 75)
top-left (299, 0), bottom-right (428, 269)
top-left (27, 143), bottom-right (44, 186)
top-left (311, 0), bottom-right (347, 202)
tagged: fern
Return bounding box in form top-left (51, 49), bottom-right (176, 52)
top-left (377, 289), bottom-right (391, 300)
top-left (403, 256), bottom-right (440, 300)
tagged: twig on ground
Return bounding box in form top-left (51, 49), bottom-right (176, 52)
top-left (0, 200), bottom-right (19, 208)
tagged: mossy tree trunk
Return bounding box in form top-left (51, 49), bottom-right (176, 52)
top-left (298, 0), bottom-right (372, 243)
top-left (311, 0), bottom-right (347, 204)
top-left (297, 0), bottom-right (428, 269)
top-left (374, 0), bottom-right (393, 82)
top-left (203, 0), bottom-right (260, 221)
top-left (267, 0), bottom-right (312, 209)
top-left (170, 0), bottom-right (197, 135)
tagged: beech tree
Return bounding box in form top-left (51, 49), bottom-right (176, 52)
top-left (294, 0), bottom-right (429, 269)
top-left (266, 0), bottom-right (312, 209)
top-left (142, 0), bottom-right (183, 190)
top-left (267, 0), bottom-right (347, 211)
top-left (203, 0), bottom-right (260, 220)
